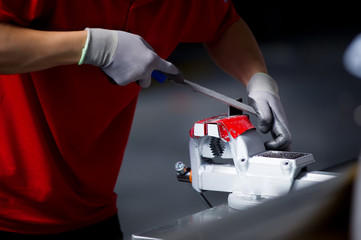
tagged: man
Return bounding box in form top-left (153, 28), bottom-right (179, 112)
top-left (0, 0), bottom-right (291, 238)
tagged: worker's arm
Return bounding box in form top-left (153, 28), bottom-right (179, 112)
top-left (0, 23), bottom-right (181, 88)
top-left (204, 19), bottom-right (292, 150)
top-left (204, 19), bottom-right (267, 85)
top-left (0, 22), bottom-right (86, 74)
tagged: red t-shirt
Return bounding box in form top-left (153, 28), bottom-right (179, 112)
top-left (0, 0), bottom-right (240, 234)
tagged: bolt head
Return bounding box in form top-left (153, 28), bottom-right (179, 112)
top-left (175, 161), bottom-right (188, 175)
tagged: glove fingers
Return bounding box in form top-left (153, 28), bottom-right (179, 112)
top-left (268, 96), bottom-right (290, 130)
top-left (265, 112), bottom-right (292, 150)
top-left (155, 58), bottom-right (181, 76)
top-left (138, 58), bottom-right (182, 88)
top-left (137, 74), bottom-right (152, 88)
top-left (247, 73), bottom-right (292, 150)
top-left (248, 97), bottom-right (273, 133)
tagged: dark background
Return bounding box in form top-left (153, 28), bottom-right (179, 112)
top-left (116, 2), bottom-right (361, 239)
top-left (233, 2), bottom-right (360, 41)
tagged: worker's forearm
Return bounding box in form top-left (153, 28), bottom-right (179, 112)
top-left (204, 19), bottom-right (268, 86)
top-left (0, 23), bottom-right (87, 74)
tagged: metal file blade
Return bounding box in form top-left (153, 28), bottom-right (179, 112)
top-left (180, 79), bottom-right (257, 115)
top-left (151, 70), bottom-right (257, 115)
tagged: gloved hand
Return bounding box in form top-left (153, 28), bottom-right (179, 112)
top-left (79, 28), bottom-right (182, 88)
top-left (247, 73), bottom-right (292, 150)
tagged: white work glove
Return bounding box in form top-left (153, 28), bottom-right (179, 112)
top-left (79, 28), bottom-right (182, 88)
top-left (247, 73), bottom-right (292, 150)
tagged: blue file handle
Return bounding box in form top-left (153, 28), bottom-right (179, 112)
top-left (151, 70), bottom-right (168, 83)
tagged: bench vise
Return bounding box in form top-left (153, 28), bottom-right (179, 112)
top-left (176, 112), bottom-right (316, 210)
